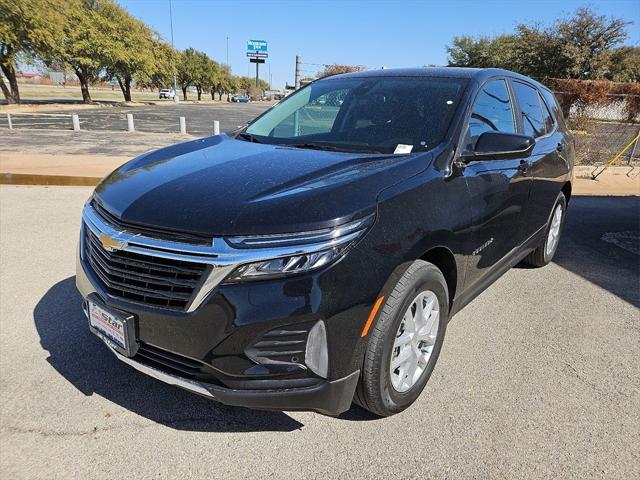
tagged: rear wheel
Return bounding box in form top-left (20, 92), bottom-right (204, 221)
top-left (355, 260), bottom-right (449, 417)
top-left (524, 192), bottom-right (566, 267)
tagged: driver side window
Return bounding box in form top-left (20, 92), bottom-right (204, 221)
top-left (464, 79), bottom-right (516, 150)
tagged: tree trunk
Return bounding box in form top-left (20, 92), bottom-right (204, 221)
top-left (0, 62), bottom-right (20, 104)
top-left (182, 86), bottom-right (188, 101)
top-left (75, 69), bottom-right (92, 104)
top-left (211, 90), bottom-right (215, 101)
top-left (196, 85), bottom-right (202, 101)
top-left (117, 76), bottom-right (132, 102)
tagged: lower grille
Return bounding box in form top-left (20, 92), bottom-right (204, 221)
top-left (246, 325), bottom-right (310, 366)
top-left (83, 225), bottom-right (208, 310)
top-left (134, 343), bottom-right (220, 383)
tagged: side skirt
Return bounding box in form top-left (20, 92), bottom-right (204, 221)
top-left (450, 225), bottom-right (545, 317)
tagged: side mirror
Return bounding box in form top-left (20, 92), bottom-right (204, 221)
top-left (463, 132), bottom-right (535, 161)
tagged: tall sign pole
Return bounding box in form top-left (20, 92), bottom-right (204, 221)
top-left (247, 40), bottom-right (268, 91)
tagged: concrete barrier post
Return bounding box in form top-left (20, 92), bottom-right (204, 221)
top-left (127, 113), bottom-right (135, 132)
top-left (7, 113), bottom-right (12, 130)
top-left (72, 114), bottom-right (80, 131)
top-left (180, 116), bottom-right (186, 134)
top-left (213, 120), bottom-right (220, 136)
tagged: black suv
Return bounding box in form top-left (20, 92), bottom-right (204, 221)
top-left (77, 68), bottom-right (574, 416)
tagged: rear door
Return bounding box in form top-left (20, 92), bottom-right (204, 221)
top-left (510, 81), bottom-right (564, 239)
top-left (460, 78), bottom-right (533, 289)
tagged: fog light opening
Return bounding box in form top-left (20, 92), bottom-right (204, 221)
top-left (305, 320), bottom-right (328, 378)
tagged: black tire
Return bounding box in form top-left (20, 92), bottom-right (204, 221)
top-left (523, 192), bottom-right (567, 267)
top-left (355, 260), bottom-right (449, 417)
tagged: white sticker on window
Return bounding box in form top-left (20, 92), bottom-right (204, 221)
top-left (394, 144), bottom-right (413, 154)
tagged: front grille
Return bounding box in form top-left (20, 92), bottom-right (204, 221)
top-left (83, 226), bottom-right (208, 310)
top-left (92, 199), bottom-right (212, 246)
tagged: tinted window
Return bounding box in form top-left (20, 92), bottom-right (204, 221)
top-left (539, 94), bottom-right (555, 133)
top-left (513, 82), bottom-right (546, 138)
top-left (540, 89), bottom-right (564, 124)
top-left (464, 79), bottom-right (515, 150)
top-left (245, 76), bottom-right (468, 154)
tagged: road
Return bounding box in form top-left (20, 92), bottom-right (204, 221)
top-left (1, 102), bottom-right (271, 135)
top-left (0, 187), bottom-right (638, 479)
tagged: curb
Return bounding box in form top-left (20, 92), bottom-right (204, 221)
top-left (1, 173), bottom-right (101, 186)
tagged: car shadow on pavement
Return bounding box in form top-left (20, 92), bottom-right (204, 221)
top-left (555, 196), bottom-right (639, 308)
top-left (519, 195), bottom-right (639, 308)
top-left (34, 276), bottom-right (305, 433)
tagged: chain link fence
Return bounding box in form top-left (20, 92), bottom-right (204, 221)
top-left (554, 91), bottom-right (640, 166)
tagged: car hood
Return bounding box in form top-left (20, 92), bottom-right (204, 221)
top-left (94, 135), bottom-right (431, 236)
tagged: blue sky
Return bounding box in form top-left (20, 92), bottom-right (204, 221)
top-left (117, 0), bottom-right (640, 88)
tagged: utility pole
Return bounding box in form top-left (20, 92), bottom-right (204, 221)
top-left (295, 54), bottom-right (301, 90)
top-left (169, 0), bottom-right (178, 103)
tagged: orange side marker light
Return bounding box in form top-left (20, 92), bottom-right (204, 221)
top-left (361, 296), bottom-right (385, 337)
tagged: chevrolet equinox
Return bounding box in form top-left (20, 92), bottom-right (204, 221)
top-left (77, 68), bottom-right (574, 416)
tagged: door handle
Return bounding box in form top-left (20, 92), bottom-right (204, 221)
top-left (518, 160), bottom-right (528, 174)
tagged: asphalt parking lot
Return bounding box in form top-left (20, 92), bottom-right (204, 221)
top-left (2, 102), bottom-right (271, 135)
top-left (0, 187), bottom-right (638, 479)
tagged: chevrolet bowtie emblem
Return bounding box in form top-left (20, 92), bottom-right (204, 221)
top-left (98, 233), bottom-right (128, 252)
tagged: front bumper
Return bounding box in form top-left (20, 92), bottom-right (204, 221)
top-left (76, 242), bottom-right (374, 415)
top-left (89, 321), bottom-right (359, 415)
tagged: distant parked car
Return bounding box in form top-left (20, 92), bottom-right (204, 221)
top-left (231, 95), bottom-right (252, 103)
top-left (159, 88), bottom-right (175, 100)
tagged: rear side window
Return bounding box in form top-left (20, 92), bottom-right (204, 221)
top-left (513, 82), bottom-right (546, 138)
top-left (540, 88), bottom-right (564, 124)
top-left (464, 79), bottom-right (515, 150)
top-left (540, 96), bottom-right (555, 133)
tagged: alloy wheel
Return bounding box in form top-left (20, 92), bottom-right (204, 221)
top-left (389, 290), bottom-right (440, 393)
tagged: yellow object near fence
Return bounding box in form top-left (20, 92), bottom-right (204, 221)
top-left (607, 131), bottom-right (640, 166)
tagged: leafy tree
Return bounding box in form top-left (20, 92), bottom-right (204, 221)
top-left (608, 47), bottom-right (640, 83)
top-left (210, 64), bottom-right (232, 100)
top-left (0, 0), bottom-right (65, 104)
top-left (192, 52), bottom-right (217, 101)
top-left (317, 64), bottom-right (366, 78)
top-left (446, 7), bottom-right (632, 81)
top-left (137, 39), bottom-right (178, 90)
top-left (57, 0), bottom-right (119, 103)
top-left (447, 36), bottom-right (497, 68)
top-left (101, 1), bottom-right (156, 102)
top-left (557, 7), bottom-right (629, 79)
top-left (176, 47), bottom-right (202, 100)
top-left (237, 76), bottom-right (254, 93)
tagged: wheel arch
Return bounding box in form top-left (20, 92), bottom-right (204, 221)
top-left (562, 181), bottom-right (572, 205)
top-left (419, 246), bottom-right (458, 309)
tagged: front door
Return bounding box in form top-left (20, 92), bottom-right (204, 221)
top-left (459, 78), bottom-right (533, 289)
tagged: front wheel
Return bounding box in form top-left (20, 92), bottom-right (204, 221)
top-left (355, 260), bottom-right (449, 417)
top-left (524, 192), bottom-right (566, 267)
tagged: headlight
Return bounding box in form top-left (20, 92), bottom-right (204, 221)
top-left (223, 214), bottom-right (374, 282)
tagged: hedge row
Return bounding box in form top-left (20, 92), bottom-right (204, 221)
top-left (544, 78), bottom-right (640, 122)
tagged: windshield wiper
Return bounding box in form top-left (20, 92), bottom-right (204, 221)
top-left (287, 142), bottom-right (343, 151)
top-left (236, 132), bottom-right (263, 143)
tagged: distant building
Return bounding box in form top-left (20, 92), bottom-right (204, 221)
top-left (48, 71), bottom-right (65, 84)
top-left (16, 71), bottom-right (42, 81)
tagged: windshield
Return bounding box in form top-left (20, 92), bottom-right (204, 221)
top-left (243, 75), bottom-right (468, 154)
